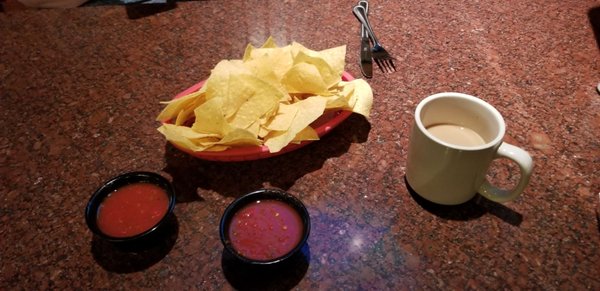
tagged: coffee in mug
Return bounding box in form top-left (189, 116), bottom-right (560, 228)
top-left (405, 92), bottom-right (533, 205)
top-left (426, 124), bottom-right (486, 147)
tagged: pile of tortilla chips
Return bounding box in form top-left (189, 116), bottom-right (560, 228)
top-left (156, 37), bottom-right (373, 153)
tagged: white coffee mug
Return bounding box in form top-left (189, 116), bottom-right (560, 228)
top-left (406, 92), bottom-right (533, 205)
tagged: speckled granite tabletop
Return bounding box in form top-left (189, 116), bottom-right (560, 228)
top-left (1, 0), bottom-right (599, 289)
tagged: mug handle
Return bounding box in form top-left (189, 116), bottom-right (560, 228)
top-left (478, 143), bottom-right (534, 203)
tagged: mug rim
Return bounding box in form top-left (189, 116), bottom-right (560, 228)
top-left (415, 92), bottom-right (506, 151)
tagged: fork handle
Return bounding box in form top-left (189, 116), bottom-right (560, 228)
top-left (358, 0), bottom-right (368, 38)
top-left (353, 5), bottom-right (380, 45)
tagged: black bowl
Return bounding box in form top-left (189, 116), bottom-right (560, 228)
top-left (85, 171), bottom-right (176, 243)
top-left (219, 189), bottom-right (311, 265)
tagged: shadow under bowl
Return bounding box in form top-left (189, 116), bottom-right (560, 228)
top-left (219, 189), bottom-right (310, 265)
top-left (85, 171), bottom-right (176, 244)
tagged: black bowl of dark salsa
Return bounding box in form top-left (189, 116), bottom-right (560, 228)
top-left (85, 171), bottom-right (176, 243)
top-left (219, 189), bottom-right (311, 265)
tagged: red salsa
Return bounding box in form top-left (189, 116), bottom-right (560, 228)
top-left (228, 199), bottom-right (304, 261)
top-left (97, 183), bottom-right (169, 238)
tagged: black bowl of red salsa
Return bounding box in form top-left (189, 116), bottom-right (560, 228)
top-left (219, 189), bottom-right (311, 265)
top-left (85, 171), bottom-right (176, 243)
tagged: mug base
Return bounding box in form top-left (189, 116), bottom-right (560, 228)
top-left (405, 175), bottom-right (474, 206)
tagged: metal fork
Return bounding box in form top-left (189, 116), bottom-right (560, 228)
top-left (352, 4), bottom-right (396, 73)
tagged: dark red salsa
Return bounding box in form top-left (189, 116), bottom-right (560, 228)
top-left (228, 199), bottom-right (304, 261)
top-left (96, 183), bottom-right (169, 238)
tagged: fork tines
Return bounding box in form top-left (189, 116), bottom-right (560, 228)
top-left (374, 57), bottom-right (396, 73)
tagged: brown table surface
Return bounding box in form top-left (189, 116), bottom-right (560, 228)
top-left (1, 0), bottom-right (599, 289)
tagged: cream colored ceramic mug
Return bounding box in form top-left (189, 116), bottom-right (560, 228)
top-left (406, 92), bottom-right (533, 205)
